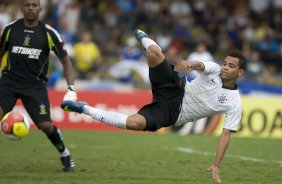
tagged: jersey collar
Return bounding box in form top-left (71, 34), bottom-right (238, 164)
top-left (222, 84), bottom-right (238, 90)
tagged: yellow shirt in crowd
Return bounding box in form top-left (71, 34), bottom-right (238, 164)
top-left (73, 42), bottom-right (100, 71)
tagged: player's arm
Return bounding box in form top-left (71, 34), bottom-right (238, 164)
top-left (58, 53), bottom-right (77, 102)
top-left (45, 24), bottom-right (74, 86)
top-left (59, 56), bottom-right (75, 86)
top-left (0, 51), bottom-right (3, 69)
top-left (173, 60), bottom-right (205, 73)
top-left (0, 38), bottom-right (4, 67)
top-left (208, 128), bottom-right (231, 183)
top-left (46, 24), bottom-right (75, 86)
top-left (208, 99), bottom-right (242, 183)
top-left (0, 26), bottom-right (10, 69)
top-left (46, 25), bottom-right (77, 101)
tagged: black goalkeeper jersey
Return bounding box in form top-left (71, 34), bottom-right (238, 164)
top-left (0, 19), bottom-right (67, 84)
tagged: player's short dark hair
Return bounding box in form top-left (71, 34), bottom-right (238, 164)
top-left (22, 0), bottom-right (40, 6)
top-left (228, 52), bottom-right (247, 70)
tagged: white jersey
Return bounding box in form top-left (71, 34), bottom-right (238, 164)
top-left (175, 62), bottom-right (242, 132)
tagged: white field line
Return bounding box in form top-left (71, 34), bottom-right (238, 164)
top-left (178, 147), bottom-right (282, 167)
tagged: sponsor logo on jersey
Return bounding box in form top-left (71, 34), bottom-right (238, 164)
top-left (218, 93), bottom-right (228, 104)
top-left (12, 46), bottom-right (42, 59)
top-left (24, 29), bottom-right (34, 33)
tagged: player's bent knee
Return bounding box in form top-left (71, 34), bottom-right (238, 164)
top-left (126, 115), bottom-right (146, 130)
top-left (147, 46), bottom-right (164, 59)
top-left (127, 121), bottom-right (145, 130)
top-left (37, 122), bottom-right (53, 134)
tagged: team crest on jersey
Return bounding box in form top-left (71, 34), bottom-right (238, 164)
top-left (39, 103), bottom-right (47, 115)
top-left (218, 93), bottom-right (228, 103)
top-left (23, 35), bottom-right (31, 46)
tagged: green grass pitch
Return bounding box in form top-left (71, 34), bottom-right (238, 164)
top-left (0, 130), bottom-right (281, 184)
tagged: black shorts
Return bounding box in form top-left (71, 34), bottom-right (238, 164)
top-left (138, 59), bottom-right (185, 131)
top-left (0, 75), bottom-right (51, 124)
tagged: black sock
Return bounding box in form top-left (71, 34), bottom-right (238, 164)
top-left (47, 126), bottom-right (65, 153)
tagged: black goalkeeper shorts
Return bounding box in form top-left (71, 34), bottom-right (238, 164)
top-left (0, 75), bottom-right (51, 124)
top-left (138, 59), bottom-right (185, 131)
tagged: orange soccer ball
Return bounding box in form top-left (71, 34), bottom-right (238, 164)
top-left (1, 112), bottom-right (30, 140)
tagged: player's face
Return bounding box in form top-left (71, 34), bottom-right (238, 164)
top-left (22, 0), bottom-right (42, 22)
top-left (220, 56), bottom-right (244, 81)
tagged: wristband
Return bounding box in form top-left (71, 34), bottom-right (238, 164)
top-left (68, 85), bottom-right (76, 91)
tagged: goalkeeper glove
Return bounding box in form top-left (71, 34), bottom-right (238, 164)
top-left (63, 85), bottom-right (77, 101)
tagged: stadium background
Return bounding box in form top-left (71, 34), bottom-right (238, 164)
top-left (0, 0), bottom-right (281, 138)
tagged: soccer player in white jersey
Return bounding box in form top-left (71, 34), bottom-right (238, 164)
top-left (62, 29), bottom-right (246, 183)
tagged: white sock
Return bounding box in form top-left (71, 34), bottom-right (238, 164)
top-left (141, 37), bottom-right (162, 51)
top-left (83, 105), bottom-right (127, 129)
top-left (60, 148), bottom-right (70, 157)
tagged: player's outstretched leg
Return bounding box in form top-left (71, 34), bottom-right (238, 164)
top-left (61, 100), bottom-right (86, 113)
top-left (134, 29), bottom-right (165, 67)
top-left (61, 100), bottom-right (127, 129)
top-left (135, 29), bottom-right (149, 44)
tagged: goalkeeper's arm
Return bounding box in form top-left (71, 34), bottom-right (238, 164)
top-left (60, 56), bottom-right (77, 102)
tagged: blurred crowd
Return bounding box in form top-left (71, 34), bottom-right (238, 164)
top-left (1, 0), bottom-right (282, 90)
